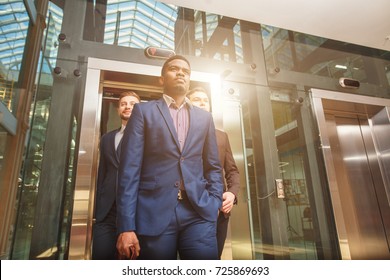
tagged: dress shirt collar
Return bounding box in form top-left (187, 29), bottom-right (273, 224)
top-left (163, 94), bottom-right (192, 110)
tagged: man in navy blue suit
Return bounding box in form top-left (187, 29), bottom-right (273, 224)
top-left (92, 91), bottom-right (140, 259)
top-left (116, 55), bottom-right (223, 260)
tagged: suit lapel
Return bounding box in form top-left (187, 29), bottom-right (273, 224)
top-left (156, 98), bottom-right (181, 151)
top-left (110, 128), bottom-right (121, 163)
top-left (182, 106), bottom-right (195, 154)
top-left (116, 140), bottom-right (122, 161)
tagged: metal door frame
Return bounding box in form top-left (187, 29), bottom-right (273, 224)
top-left (310, 88), bottom-right (390, 259)
top-left (68, 57), bottom-right (226, 259)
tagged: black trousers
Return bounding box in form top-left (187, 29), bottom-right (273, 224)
top-left (217, 213), bottom-right (229, 259)
top-left (92, 203), bottom-right (117, 260)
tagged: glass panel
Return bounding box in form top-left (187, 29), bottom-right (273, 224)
top-left (11, 2), bottom-right (63, 259)
top-left (262, 25), bottom-right (390, 96)
top-left (233, 24), bottom-right (243, 63)
top-left (272, 97), bottom-right (317, 259)
top-left (0, 0), bottom-right (29, 115)
top-left (386, 62), bottom-right (390, 86)
top-left (83, 1), bottom-right (245, 63)
top-left (204, 13), bottom-right (219, 41)
top-left (240, 95), bottom-right (261, 258)
top-left (59, 115), bottom-right (77, 259)
top-left (227, 82), bottom-right (280, 260)
top-left (102, 0), bottom-right (177, 49)
top-left (0, 126), bottom-right (10, 197)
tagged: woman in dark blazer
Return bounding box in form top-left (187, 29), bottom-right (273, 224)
top-left (187, 87), bottom-right (240, 258)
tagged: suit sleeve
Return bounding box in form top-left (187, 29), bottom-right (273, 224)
top-left (94, 137), bottom-right (106, 217)
top-left (116, 104), bottom-right (144, 234)
top-left (222, 132), bottom-right (240, 198)
top-left (203, 116), bottom-right (224, 208)
top-left (96, 136), bottom-right (106, 191)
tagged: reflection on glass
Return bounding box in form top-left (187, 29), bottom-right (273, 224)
top-left (0, 127), bottom-right (9, 197)
top-left (59, 116), bottom-right (78, 259)
top-left (272, 98), bottom-right (317, 259)
top-left (11, 3), bottom-right (63, 259)
top-left (261, 25), bottom-right (390, 94)
top-left (370, 107), bottom-right (390, 206)
top-left (103, 0), bottom-right (177, 49)
top-left (84, 1), bottom-right (246, 63)
top-left (0, 0), bottom-right (29, 114)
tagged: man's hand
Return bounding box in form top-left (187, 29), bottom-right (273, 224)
top-left (220, 191), bottom-right (235, 214)
top-left (116, 231), bottom-right (140, 259)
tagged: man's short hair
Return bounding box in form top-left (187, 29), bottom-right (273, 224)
top-left (118, 91), bottom-right (141, 103)
top-left (161, 55), bottom-right (191, 76)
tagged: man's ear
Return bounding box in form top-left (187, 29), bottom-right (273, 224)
top-left (158, 76), bottom-right (164, 86)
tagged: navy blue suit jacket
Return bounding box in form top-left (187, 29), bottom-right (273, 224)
top-left (94, 128), bottom-right (121, 222)
top-left (117, 98), bottom-right (223, 236)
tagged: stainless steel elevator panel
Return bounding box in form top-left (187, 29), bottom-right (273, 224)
top-left (222, 98), bottom-right (252, 260)
top-left (371, 107), bottom-right (390, 208)
top-left (326, 115), bottom-right (390, 259)
top-left (312, 89), bottom-right (390, 259)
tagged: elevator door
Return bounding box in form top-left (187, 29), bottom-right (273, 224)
top-left (68, 57), bottom-right (250, 259)
top-left (311, 89), bottom-right (390, 259)
top-left (325, 112), bottom-right (390, 259)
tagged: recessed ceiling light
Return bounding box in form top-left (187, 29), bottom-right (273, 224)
top-left (335, 65), bottom-right (347, 69)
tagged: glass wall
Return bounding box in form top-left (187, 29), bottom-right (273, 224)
top-left (262, 26), bottom-right (390, 96)
top-left (2, 0), bottom-right (389, 259)
top-left (0, 0), bottom-right (31, 260)
top-left (272, 93), bottom-right (322, 259)
top-left (10, 2), bottom-right (64, 259)
top-left (84, 0), bottom-right (177, 48)
top-left (233, 81), bottom-right (341, 259)
top-left (0, 0), bottom-right (29, 114)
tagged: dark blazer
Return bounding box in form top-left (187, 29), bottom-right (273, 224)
top-left (216, 129), bottom-right (240, 198)
top-left (117, 98), bottom-right (223, 236)
top-left (215, 129), bottom-right (240, 217)
top-left (94, 128), bottom-right (121, 223)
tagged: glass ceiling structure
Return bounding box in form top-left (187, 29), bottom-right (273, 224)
top-left (104, 0), bottom-right (177, 50)
top-left (0, 1), bottom-right (62, 78)
top-left (0, 0), bottom-right (29, 79)
top-left (2, 0), bottom-right (386, 108)
top-left (0, 0), bottom-right (177, 80)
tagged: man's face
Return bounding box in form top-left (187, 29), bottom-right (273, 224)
top-left (188, 91), bottom-right (210, 112)
top-left (117, 95), bottom-right (140, 121)
top-left (160, 59), bottom-right (191, 95)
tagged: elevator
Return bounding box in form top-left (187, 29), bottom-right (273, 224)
top-left (68, 57), bottom-right (251, 259)
top-left (312, 89), bottom-right (390, 259)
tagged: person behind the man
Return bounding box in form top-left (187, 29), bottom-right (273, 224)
top-left (116, 55), bottom-right (223, 260)
top-left (187, 87), bottom-right (240, 259)
top-left (92, 91), bottom-right (140, 259)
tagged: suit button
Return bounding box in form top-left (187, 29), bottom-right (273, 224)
top-left (180, 157), bottom-right (184, 162)
top-left (175, 181), bottom-right (180, 187)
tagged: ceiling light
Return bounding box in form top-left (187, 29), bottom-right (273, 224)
top-left (335, 65), bottom-right (347, 69)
